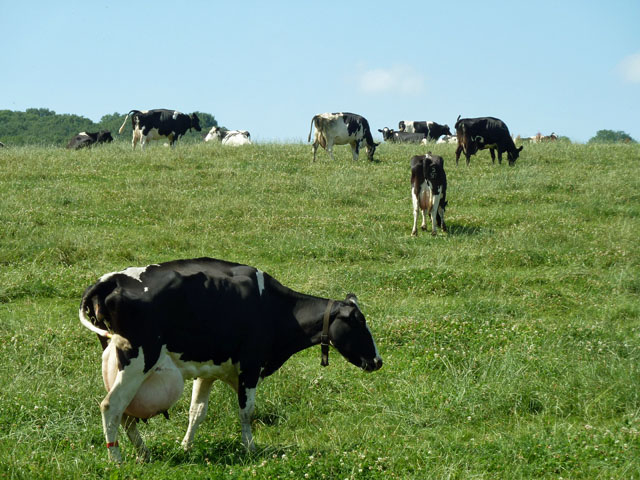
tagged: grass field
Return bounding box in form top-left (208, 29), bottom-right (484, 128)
top-left (0, 140), bottom-right (639, 479)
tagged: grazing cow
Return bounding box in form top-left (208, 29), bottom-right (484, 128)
top-left (205, 127), bottom-right (252, 146)
top-left (308, 112), bottom-right (379, 161)
top-left (118, 109), bottom-right (201, 149)
top-left (79, 257), bottom-right (382, 463)
top-left (66, 130), bottom-right (114, 150)
top-left (398, 121), bottom-right (452, 141)
top-left (529, 132), bottom-right (558, 143)
top-left (378, 127), bottom-right (426, 143)
top-left (454, 116), bottom-right (522, 166)
top-left (411, 153), bottom-right (447, 236)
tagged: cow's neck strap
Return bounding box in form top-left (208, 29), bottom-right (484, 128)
top-left (321, 300), bottom-right (334, 367)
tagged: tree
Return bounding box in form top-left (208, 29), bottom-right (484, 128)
top-left (588, 130), bottom-right (636, 144)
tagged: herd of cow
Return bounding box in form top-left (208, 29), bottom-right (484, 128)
top-left (73, 107), bottom-right (541, 463)
top-left (63, 108), bottom-right (535, 169)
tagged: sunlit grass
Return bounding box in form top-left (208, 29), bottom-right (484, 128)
top-left (0, 141), bottom-right (639, 478)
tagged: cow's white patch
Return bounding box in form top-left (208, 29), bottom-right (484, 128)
top-left (168, 354), bottom-right (240, 391)
top-left (99, 266), bottom-right (149, 283)
top-left (256, 270), bottom-right (265, 296)
top-left (173, 111), bottom-right (179, 120)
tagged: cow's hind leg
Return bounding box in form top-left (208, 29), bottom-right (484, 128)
top-left (455, 145), bottom-right (462, 166)
top-left (411, 186), bottom-right (420, 236)
top-left (182, 377), bottom-right (216, 451)
top-left (122, 415), bottom-right (150, 463)
top-left (430, 191), bottom-right (441, 236)
top-left (101, 348), bottom-right (147, 462)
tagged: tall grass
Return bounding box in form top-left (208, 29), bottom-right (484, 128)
top-left (0, 141), bottom-right (639, 478)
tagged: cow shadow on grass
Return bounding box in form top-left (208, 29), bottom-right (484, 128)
top-left (159, 439), bottom-right (302, 467)
top-left (444, 222), bottom-right (488, 237)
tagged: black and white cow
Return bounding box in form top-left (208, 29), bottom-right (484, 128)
top-left (308, 112), bottom-right (379, 161)
top-left (455, 116), bottom-right (522, 166)
top-left (378, 127), bottom-right (426, 143)
top-left (204, 127), bottom-right (252, 146)
top-left (66, 130), bottom-right (114, 150)
top-left (118, 109), bottom-right (201, 149)
top-left (411, 153), bottom-right (447, 236)
top-left (79, 257), bottom-right (382, 463)
top-left (398, 121), bottom-right (452, 141)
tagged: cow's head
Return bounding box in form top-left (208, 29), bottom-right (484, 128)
top-left (442, 125), bottom-right (452, 137)
top-left (366, 142), bottom-right (379, 161)
top-left (190, 113), bottom-right (202, 132)
top-left (398, 121), bottom-right (406, 132)
top-left (329, 294), bottom-right (382, 372)
top-left (377, 127), bottom-right (394, 141)
top-left (97, 130), bottom-right (114, 143)
top-left (508, 146), bottom-right (523, 166)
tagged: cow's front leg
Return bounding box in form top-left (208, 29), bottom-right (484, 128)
top-left (237, 382), bottom-right (257, 452)
top-left (182, 377), bottom-right (216, 451)
top-left (100, 352), bottom-right (147, 463)
top-left (490, 148), bottom-right (496, 164)
top-left (351, 141), bottom-right (360, 161)
top-left (122, 415), bottom-right (150, 463)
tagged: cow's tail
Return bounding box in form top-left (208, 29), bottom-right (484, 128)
top-left (79, 280), bottom-right (131, 351)
top-left (118, 110), bottom-right (139, 134)
top-left (308, 115), bottom-right (317, 142)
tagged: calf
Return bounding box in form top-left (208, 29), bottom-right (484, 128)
top-left (66, 130), bottom-right (113, 150)
top-left (378, 127), bottom-right (426, 143)
top-left (79, 257), bottom-right (382, 462)
top-left (411, 153), bottom-right (447, 236)
top-left (455, 115), bottom-right (522, 166)
top-left (118, 109), bottom-right (201, 149)
top-left (205, 127), bottom-right (252, 146)
top-left (398, 121), bottom-right (452, 141)
top-left (308, 112), bottom-right (379, 161)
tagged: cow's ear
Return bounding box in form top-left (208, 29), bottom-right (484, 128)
top-left (345, 293), bottom-right (359, 307)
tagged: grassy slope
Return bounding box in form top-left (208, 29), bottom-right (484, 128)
top-left (0, 141), bottom-right (638, 479)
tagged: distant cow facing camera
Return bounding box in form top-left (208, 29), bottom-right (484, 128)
top-left (411, 153), bottom-right (447, 236)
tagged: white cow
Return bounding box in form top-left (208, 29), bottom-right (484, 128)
top-left (205, 127), bottom-right (252, 146)
top-left (308, 112), bottom-right (378, 161)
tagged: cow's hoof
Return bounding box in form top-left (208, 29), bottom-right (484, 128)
top-left (411, 230), bottom-right (417, 237)
top-left (431, 231), bottom-right (437, 236)
top-left (421, 225), bottom-right (427, 231)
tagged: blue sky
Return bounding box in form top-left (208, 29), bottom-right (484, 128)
top-left (2, 1), bottom-right (639, 143)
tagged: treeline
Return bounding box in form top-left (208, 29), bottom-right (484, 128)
top-left (0, 108), bottom-right (219, 146)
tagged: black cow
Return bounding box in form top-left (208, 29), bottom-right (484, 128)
top-left (378, 127), bottom-right (426, 144)
top-left (66, 130), bottom-right (114, 150)
top-left (398, 121), bottom-right (452, 141)
top-left (454, 116), bottom-right (522, 166)
top-left (308, 112), bottom-right (379, 161)
top-left (79, 257), bottom-right (382, 463)
top-left (118, 109), bottom-right (201, 149)
top-left (411, 153), bottom-right (447, 236)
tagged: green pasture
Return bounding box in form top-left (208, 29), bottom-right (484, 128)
top-left (0, 141), bottom-right (638, 479)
